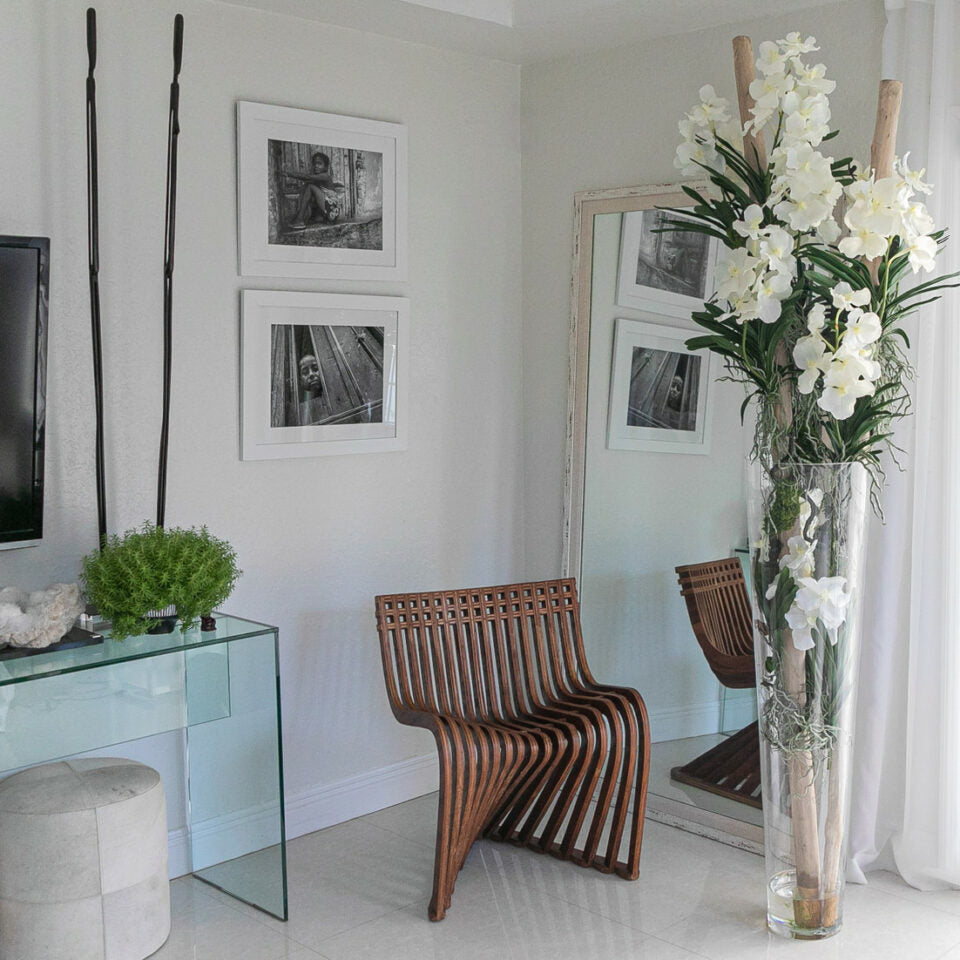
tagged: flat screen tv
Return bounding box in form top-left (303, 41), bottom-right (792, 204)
top-left (0, 236), bottom-right (50, 549)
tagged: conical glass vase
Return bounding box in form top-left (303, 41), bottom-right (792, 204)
top-left (747, 461), bottom-right (869, 940)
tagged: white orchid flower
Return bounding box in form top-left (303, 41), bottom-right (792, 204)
top-left (759, 226), bottom-right (796, 274)
top-left (780, 32), bottom-right (819, 56)
top-left (906, 233), bottom-right (937, 273)
top-left (839, 225), bottom-right (889, 260)
top-left (715, 247), bottom-right (759, 300)
top-left (773, 193), bottom-right (834, 232)
top-left (765, 581), bottom-right (778, 600)
top-left (806, 303), bottom-right (828, 335)
top-left (757, 270), bottom-right (793, 323)
top-left (779, 534), bottom-right (817, 579)
top-left (793, 576), bottom-right (851, 643)
top-left (897, 152), bottom-right (933, 195)
top-left (675, 137), bottom-right (720, 176)
top-left (817, 365), bottom-right (876, 419)
top-left (784, 603), bottom-right (817, 650)
top-left (830, 282), bottom-right (871, 313)
top-left (733, 204), bottom-right (765, 240)
top-left (749, 71), bottom-right (794, 112)
top-left (816, 217), bottom-right (841, 244)
top-left (793, 61), bottom-right (836, 97)
top-left (902, 201), bottom-right (936, 239)
top-left (793, 335), bottom-right (830, 394)
top-left (756, 40), bottom-right (788, 75)
top-left (689, 84), bottom-right (731, 125)
top-left (843, 311), bottom-right (882, 349)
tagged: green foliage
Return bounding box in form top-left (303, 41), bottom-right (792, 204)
top-left (81, 523), bottom-right (241, 640)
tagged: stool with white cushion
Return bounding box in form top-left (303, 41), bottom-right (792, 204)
top-left (0, 758), bottom-right (170, 960)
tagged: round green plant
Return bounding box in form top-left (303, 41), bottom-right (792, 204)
top-left (81, 523), bottom-right (241, 639)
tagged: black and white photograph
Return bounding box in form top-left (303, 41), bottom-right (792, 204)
top-left (607, 318), bottom-right (713, 454)
top-left (626, 346), bottom-right (701, 432)
top-left (267, 140), bottom-right (384, 250)
top-left (271, 323), bottom-right (385, 428)
top-left (241, 291), bottom-right (408, 460)
top-left (238, 102), bottom-right (407, 280)
top-left (616, 208), bottom-right (718, 317)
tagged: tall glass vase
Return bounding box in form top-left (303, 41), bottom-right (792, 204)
top-left (747, 461), bottom-right (869, 940)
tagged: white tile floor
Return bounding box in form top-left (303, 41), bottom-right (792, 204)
top-left (159, 793), bottom-right (960, 960)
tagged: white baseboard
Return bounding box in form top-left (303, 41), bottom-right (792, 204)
top-left (167, 752), bottom-right (439, 879)
top-left (648, 700), bottom-right (722, 742)
top-left (284, 752), bottom-right (439, 839)
top-left (648, 694), bottom-right (757, 743)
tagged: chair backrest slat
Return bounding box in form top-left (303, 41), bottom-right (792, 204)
top-left (675, 558), bottom-right (754, 686)
top-left (375, 579), bottom-right (582, 721)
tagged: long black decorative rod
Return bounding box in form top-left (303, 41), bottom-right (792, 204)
top-left (157, 13), bottom-right (183, 530)
top-left (86, 7), bottom-right (108, 549)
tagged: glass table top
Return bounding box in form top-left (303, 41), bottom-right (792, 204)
top-left (0, 613), bottom-right (277, 686)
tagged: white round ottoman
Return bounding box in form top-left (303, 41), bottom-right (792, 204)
top-left (0, 758), bottom-right (170, 960)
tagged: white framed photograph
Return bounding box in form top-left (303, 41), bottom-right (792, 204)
top-left (241, 290), bottom-right (408, 460)
top-left (607, 317), bottom-right (714, 454)
top-left (237, 101), bottom-right (407, 280)
top-left (616, 208), bottom-right (718, 317)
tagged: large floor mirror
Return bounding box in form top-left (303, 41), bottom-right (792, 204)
top-left (564, 184), bottom-right (762, 851)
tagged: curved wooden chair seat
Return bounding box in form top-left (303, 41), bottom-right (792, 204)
top-left (375, 578), bottom-right (650, 921)
top-left (675, 557), bottom-right (754, 689)
top-left (672, 557), bottom-right (761, 807)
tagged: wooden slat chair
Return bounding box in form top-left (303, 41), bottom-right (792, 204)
top-left (375, 578), bottom-right (650, 921)
top-left (672, 557), bottom-right (761, 808)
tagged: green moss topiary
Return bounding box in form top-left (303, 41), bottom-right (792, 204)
top-left (81, 523), bottom-right (241, 640)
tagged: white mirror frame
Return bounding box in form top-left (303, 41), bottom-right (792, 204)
top-left (562, 182), bottom-right (762, 853)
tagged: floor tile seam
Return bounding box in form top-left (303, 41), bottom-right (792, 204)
top-left (541, 890), bottom-right (715, 960)
top-left (269, 894), bottom-right (427, 951)
top-left (863, 880), bottom-right (960, 921)
top-left (361, 819), bottom-right (436, 850)
top-left (861, 881), bottom-right (960, 923)
top-left (933, 938), bottom-right (960, 960)
top-left (306, 900), bottom-right (430, 949)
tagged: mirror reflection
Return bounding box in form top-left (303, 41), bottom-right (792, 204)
top-left (569, 191), bottom-right (763, 840)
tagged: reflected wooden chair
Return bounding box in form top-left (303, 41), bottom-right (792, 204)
top-left (672, 557), bottom-right (761, 808)
top-left (375, 578), bottom-right (650, 921)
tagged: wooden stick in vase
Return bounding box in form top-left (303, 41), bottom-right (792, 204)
top-left (820, 79), bottom-right (905, 929)
top-left (867, 79), bottom-right (903, 284)
top-left (732, 34), bottom-right (822, 930)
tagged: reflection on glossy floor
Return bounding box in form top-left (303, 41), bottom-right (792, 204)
top-left (158, 792), bottom-right (960, 960)
top-left (650, 734), bottom-right (764, 828)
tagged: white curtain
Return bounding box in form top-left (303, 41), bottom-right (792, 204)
top-left (849, 0), bottom-right (960, 889)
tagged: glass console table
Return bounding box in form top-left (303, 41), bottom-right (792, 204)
top-left (0, 614), bottom-right (287, 920)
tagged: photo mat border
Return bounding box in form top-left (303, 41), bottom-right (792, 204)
top-left (607, 316), bottom-right (715, 455)
top-left (241, 290), bottom-right (409, 460)
top-left (237, 101), bottom-right (407, 280)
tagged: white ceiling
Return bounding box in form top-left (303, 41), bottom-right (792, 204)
top-left (220, 0), bottom-right (844, 63)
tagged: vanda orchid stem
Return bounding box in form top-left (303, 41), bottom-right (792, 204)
top-left (667, 30), bottom-right (959, 939)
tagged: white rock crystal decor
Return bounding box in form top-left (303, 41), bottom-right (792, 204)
top-left (0, 758), bottom-right (170, 960)
top-left (0, 582), bottom-right (84, 648)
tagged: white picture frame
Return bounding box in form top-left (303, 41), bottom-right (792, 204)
top-left (616, 208), bottom-right (718, 317)
top-left (241, 290), bottom-right (408, 460)
top-left (237, 101), bottom-right (407, 280)
top-left (607, 317), bottom-right (714, 455)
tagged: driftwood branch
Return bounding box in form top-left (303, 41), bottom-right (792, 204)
top-left (867, 79), bottom-right (903, 284)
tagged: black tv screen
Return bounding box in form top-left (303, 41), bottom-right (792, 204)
top-left (0, 236), bottom-right (49, 547)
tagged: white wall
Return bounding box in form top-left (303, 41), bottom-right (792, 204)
top-left (0, 0), bottom-right (522, 837)
top-left (520, 0), bottom-right (886, 580)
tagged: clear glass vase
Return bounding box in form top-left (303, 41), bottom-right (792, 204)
top-left (747, 461), bottom-right (869, 939)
